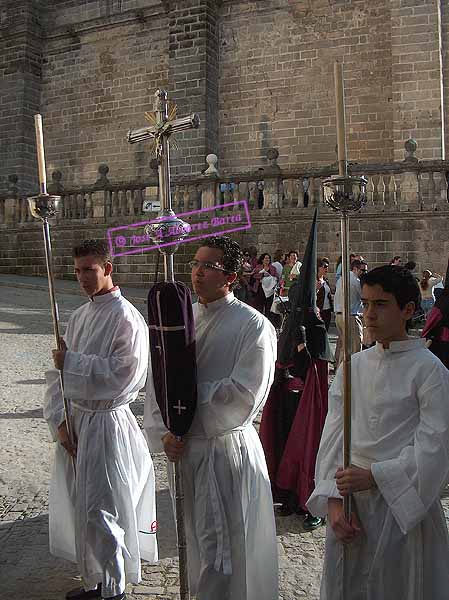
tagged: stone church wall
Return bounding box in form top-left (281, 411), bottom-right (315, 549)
top-left (1, 0), bottom-right (447, 195)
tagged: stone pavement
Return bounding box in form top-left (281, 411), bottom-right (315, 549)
top-left (0, 275), bottom-right (447, 600)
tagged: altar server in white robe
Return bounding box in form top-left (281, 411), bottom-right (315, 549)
top-left (44, 239), bottom-right (157, 600)
top-left (144, 236), bottom-right (278, 600)
top-left (307, 265), bottom-right (449, 600)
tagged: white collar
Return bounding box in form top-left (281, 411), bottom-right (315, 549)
top-left (375, 337), bottom-right (426, 354)
top-left (196, 292), bottom-right (235, 314)
top-left (90, 288), bottom-right (121, 304)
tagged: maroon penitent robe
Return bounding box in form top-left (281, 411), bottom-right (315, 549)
top-left (259, 358), bottom-right (328, 512)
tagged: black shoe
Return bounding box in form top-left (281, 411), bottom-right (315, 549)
top-left (102, 594), bottom-right (126, 600)
top-left (302, 514), bottom-right (324, 531)
top-left (66, 586), bottom-right (101, 600)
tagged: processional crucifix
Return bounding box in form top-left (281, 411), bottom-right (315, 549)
top-left (128, 89), bottom-right (200, 600)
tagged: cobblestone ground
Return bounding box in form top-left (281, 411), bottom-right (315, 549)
top-left (0, 284), bottom-right (448, 600)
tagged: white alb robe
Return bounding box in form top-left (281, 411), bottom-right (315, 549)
top-left (144, 293), bottom-right (278, 600)
top-left (44, 289), bottom-right (157, 598)
top-left (307, 338), bottom-right (449, 600)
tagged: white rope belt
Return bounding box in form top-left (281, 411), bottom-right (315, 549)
top-left (71, 401), bottom-right (127, 414)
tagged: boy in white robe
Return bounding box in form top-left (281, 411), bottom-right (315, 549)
top-left (44, 239), bottom-right (157, 600)
top-left (144, 236), bottom-right (279, 600)
top-left (307, 265), bottom-right (449, 600)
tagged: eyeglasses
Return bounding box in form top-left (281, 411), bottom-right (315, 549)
top-left (189, 260), bottom-right (227, 273)
top-left (321, 264), bottom-right (329, 269)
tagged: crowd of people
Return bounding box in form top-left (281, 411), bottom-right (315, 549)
top-left (42, 236), bottom-right (449, 600)
top-left (235, 247), bottom-right (446, 362)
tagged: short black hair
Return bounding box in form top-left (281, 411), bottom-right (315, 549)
top-left (73, 239), bottom-right (112, 263)
top-left (360, 265), bottom-right (421, 310)
top-left (200, 236), bottom-right (242, 274)
top-left (288, 250), bottom-right (298, 257)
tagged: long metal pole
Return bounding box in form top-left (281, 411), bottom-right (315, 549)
top-left (42, 219), bottom-right (76, 475)
top-left (340, 213), bottom-right (352, 521)
top-left (334, 61), bottom-right (353, 600)
top-left (32, 114), bottom-right (76, 475)
top-left (157, 97), bottom-right (190, 600)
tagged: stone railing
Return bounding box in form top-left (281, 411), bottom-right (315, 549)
top-left (1, 140), bottom-right (448, 227)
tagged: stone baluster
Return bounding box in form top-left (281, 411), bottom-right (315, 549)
top-left (77, 194), bottom-right (85, 219)
top-left (385, 174), bottom-right (397, 211)
top-left (201, 179), bottom-right (218, 208)
top-left (281, 179), bottom-right (291, 208)
top-left (222, 183), bottom-right (231, 205)
top-left (194, 184), bottom-right (202, 210)
top-left (306, 178), bottom-right (315, 208)
top-left (171, 185), bottom-right (180, 212)
top-left (179, 185), bottom-right (187, 212)
top-left (400, 171), bottom-right (419, 211)
top-left (232, 182), bottom-right (240, 206)
top-left (184, 186), bottom-right (192, 210)
top-left (366, 176), bottom-right (375, 208)
top-left (262, 176), bottom-right (280, 209)
top-left (433, 171), bottom-right (449, 211)
top-left (134, 189), bottom-right (144, 215)
top-left (427, 172), bottom-right (435, 210)
top-left (248, 182), bottom-right (257, 209)
top-left (238, 182), bottom-right (249, 209)
top-left (120, 190), bottom-right (128, 216)
top-left (104, 191), bottom-right (112, 219)
top-left (85, 192), bottom-right (93, 219)
top-left (0, 198), bottom-right (5, 225)
top-left (296, 179), bottom-right (305, 208)
top-left (378, 175), bottom-right (386, 209)
top-left (111, 191), bottom-right (119, 217)
top-left (127, 190), bottom-right (135, 216)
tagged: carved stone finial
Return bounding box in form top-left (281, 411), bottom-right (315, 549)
top-left (94, 163), bottom-right (110, 188)
top-left (266, 147), bottom-right (280, 173)
top-left (48, 170), bottom-right (64, 194)
top-left (404, 138), bottom-right (418, 163)
top-left (204, 153), bottom-right (219, 176)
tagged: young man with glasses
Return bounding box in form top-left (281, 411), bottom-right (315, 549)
top-left (145, 236), bottom-right (278, 600)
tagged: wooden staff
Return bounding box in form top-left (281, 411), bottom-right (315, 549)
top-left (334, 62), bottom-right (352, 523)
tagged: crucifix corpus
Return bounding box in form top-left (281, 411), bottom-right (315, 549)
top-left (128, 89), bottom-right (200, 600)
top-left (322, 63), bottom-right (368, 598)
top-left (28, 115), bottom-right (76, 476)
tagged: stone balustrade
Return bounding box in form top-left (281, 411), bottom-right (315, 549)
top-left (1, 140), bottom-right (448, 228)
